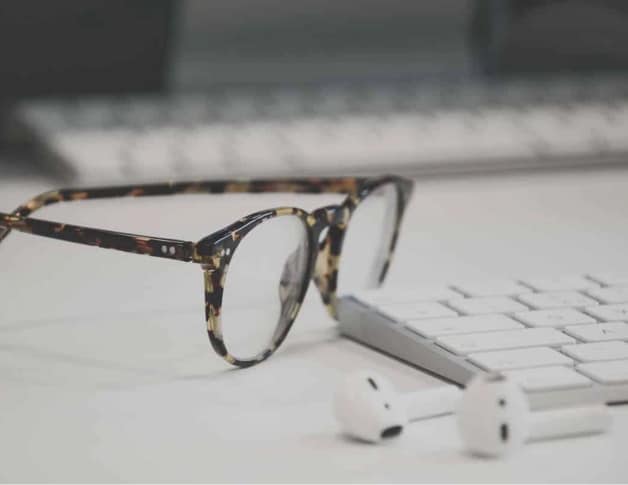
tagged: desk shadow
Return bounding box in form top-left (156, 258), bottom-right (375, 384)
top-left (305, 431), bottom-right (467, 464)
top-left (0, 342), bottom-right (232, 391)
top-left (0, 323), bottom-right (341, 391)
top-left (171, 328), bottom-right (339, 382)
top-left (0, 305), bottom-right (199, 334)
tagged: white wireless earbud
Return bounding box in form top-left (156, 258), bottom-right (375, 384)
top-left (457, 374), bottom-right (529, 457)
top-left (334, 370), bottom-right (462, 443)
top-left (457, 374), bottom-right (612, 458)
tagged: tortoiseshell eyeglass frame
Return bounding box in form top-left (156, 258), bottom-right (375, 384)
top-left (0, 175), bottom-right (414, 367)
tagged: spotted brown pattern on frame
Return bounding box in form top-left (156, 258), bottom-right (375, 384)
top-left (0, 176), bottom-right (414, 367)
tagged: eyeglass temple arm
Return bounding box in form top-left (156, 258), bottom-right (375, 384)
top-left (0, 211), bottom-right (198, 263)
top-left (11, 178), bottom-right (364, 218)
top-left (0, 178), bottom-right (364, 246)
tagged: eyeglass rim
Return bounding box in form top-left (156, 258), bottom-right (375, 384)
top-left (200, 176), bottom-right (414, 367)
top-left (0, 174), bottom-right (413, 368)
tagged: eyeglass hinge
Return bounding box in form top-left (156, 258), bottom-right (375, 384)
top-left (193, 251), bottom-right (222, 271)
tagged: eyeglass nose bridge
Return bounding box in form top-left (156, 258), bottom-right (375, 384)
top-left (308, 205), bottom-right (348, 317)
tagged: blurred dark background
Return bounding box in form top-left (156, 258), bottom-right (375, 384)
top-left (2, 0), bottom-right (628, 182)
top-left (3, 0), bottom-right (628, 98)
top-left (0, 0), bottom-right (175, 97)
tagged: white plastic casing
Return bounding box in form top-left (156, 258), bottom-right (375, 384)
top-left (457, 374), bottom-right (529, 457)
top-left (403, 386), bottom-right (462, 421)
top-left (334, 370), bottom-right (408, 443)
top-left (528, 405), bottom-right (612, 441)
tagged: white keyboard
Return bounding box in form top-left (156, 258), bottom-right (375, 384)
top-left (16, 76), bottom-right (628, 183)
top-left (337, 273), bottom-right (628, 409)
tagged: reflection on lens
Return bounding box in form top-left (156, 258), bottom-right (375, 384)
top-left (337, 183), bottom-right (398, 296)
top-left (220, 214), bottom-right (309, 361)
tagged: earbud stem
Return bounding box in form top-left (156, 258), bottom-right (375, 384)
top-left (528, 405), bottom-right (612, 442)
top-left (403, 385), bottom-right (462, 422)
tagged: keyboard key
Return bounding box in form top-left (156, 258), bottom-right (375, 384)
top-left (514, 308), bottom-right (595, 327)
top-left (562, 341), bottom-right (628, 362)
top-left (437, 328), bottom-right (575, 355)
top-left (452, 279), bottom-right (530, 297)
top-left (468, 347), bottom-right (573, 371)
top-left (504, 366), bottom-right (592, 391)
top-left (577, 360), bottom-right (628, 384)
top-left (51, 131), bottom-right (129, 180)
top-left (585, 303), bottom-right (628, 321)
top-left (564, 322), bottom-right (628, 342)
top-left (378, 302), bottom-right (457, 321)
top-left (126, 128), bottom-right (184, 177)
top-left (355, 286), bottom-right (462, 305)
top-left (517, 291), bottom-right (598, 310)
top-left (586, 287), bottom-right (628, 304)
top-left (586, 304), bottom-right (628, 324)
top-left (588, 272), bottom-right (628, 287)
top-left (447, 296), bottom-right (528, 315)
top-left (406, 314), bottom-right (523, 339)
top-left (521, 275), bottom-right (598, 292)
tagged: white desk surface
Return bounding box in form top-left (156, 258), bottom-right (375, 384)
top-left (1, 168), bottom-right (628, 482)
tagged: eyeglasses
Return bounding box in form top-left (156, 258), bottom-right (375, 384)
top-left (0, 176), bottom-right (413, 367)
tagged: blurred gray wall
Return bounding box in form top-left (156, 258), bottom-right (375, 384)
top-left (172, 0), bottom-right (473, 87)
